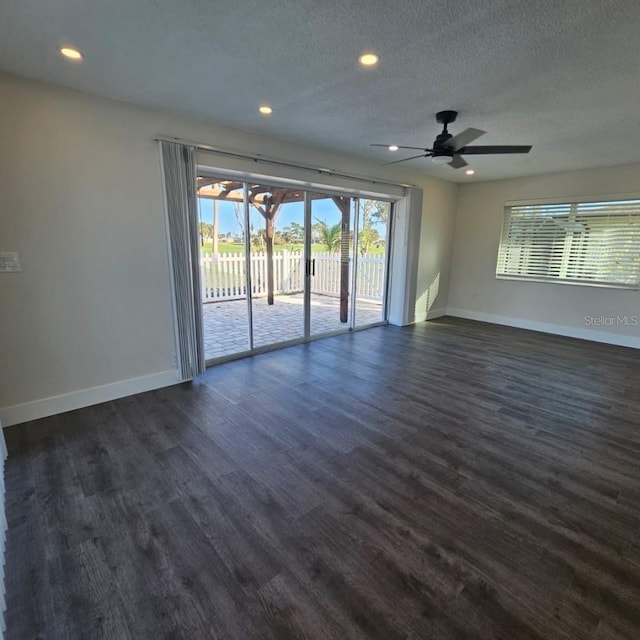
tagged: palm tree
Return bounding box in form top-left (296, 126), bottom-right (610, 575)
top-left (314, 218), bottom-right (341, 252)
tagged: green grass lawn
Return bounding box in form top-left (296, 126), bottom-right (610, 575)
top-left (198, 242), bottom-right (304, 254)
top-left (198, 242), bottom-right (385, 255)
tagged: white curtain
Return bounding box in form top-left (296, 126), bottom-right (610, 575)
top-left (160, 142), bottom-right (206, 380)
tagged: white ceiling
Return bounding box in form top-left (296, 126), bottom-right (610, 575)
top-left (2, 0), bottom-right (640, 182)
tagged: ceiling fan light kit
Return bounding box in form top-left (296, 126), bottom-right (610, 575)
top-left (371, 110), bottom-right (532, 169)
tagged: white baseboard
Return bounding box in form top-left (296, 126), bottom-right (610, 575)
top-left (4, 309), bottom-right (635, 428)
top-left (0, 369), bottom-right (180, 428)
top-left (446, 308), bottom-right (640, 349)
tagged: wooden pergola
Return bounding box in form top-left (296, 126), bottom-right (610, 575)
top-left (197, 178), bottom-right (351, 322)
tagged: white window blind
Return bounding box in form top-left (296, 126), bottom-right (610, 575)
top-left (496, 199), bottom-right (640, 288)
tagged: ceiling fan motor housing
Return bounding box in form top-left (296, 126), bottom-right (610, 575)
top-left (434, 132), bottom-right (453, 149)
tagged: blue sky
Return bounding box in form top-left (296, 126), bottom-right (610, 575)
top-left (198, 198), bottom-right (342, 235)
top-left (198, 198), bottom-right (386, 235)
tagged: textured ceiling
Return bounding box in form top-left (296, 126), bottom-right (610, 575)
top-left (2, 0), bottom-right (640, 182)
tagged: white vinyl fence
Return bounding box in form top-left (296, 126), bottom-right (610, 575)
top-left (200, 251), bottom-right (385, 303)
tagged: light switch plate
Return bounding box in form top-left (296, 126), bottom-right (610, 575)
top-left (0, 252), bottom-right (21, 272)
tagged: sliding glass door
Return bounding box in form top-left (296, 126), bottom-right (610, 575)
top-left (197, 176), bottom-right (251, 360)
top-left (197, 174), bottom-right (392, 362)
top-left (353, 198), bottom-right (390, 327)
top-left (248, 183), bottom-right (305, 348)
top-left (308, 193), bottom-right (354, 337)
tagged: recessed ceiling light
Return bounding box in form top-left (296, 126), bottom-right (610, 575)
top-left (388, 145), bottom-right (399, 151)
top-left (60, 47), bottom-right (83, 60)
top-left (359, 53), bottom-right (379, 67)
top-left (259, 105), bottom-right (273, 115)
top-left (465, 169), bottom-right (475, 175)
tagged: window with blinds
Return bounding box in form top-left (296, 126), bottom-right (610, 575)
top-left (496, 199), bottom-right (640, 288)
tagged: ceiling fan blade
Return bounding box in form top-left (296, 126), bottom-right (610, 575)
top-left (370, 144), bottom-right (429, 150)
top-left (448, 155), bottom-right (468, 169)
top-left (447, 128), bottom-right (486, 151)
top-left (458, 145), bottom-right (532, 155)
top-left (383, 153), bottom-right (429, 166)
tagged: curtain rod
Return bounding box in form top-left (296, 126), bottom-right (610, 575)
top-left (154, 135), bottom-right (415, 190)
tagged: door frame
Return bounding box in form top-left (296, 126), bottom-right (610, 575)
top-left (303, 191), bottom-right (312, 339)
top-left (197, 167), bottom-right (397, 366)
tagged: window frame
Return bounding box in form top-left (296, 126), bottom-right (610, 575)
top-left (496, 194), bottom-right (640, 290)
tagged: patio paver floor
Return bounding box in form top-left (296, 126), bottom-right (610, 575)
top-left (203, 293), bottom-right (383, 360)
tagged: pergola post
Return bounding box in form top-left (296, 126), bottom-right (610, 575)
top-left (265, 214), bottom-right (275, 305)
top-left (253, 192), bottom-right (284, 306)
top-left (332, 196), bottom-right (351, 323)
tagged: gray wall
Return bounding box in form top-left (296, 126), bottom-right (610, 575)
top-left (448, 164), bottom-right (640, 347)
top-left (3, 66), bottom-right (638, 427)
top-left (0, 72), bottom-right (457, 425)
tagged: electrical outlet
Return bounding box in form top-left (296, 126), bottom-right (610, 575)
top-left (0, 252), bottom-right (20, 272)
top-left (471, 290), bottom-right (478, 301)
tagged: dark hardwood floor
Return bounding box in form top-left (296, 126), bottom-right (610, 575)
top-left (4, 317), bottom-right (640, 639)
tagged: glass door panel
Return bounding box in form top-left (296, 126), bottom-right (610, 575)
top-left (353, 198), bottom-right (390, 327)
top-left (197, 176), bottom-right (391, 364)
top-left (248, 184), bottom-right (305, 348)
top-left (309, 193), bottom-right (354, 336)
top-left (197, 176), bottom-right (250, 360)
